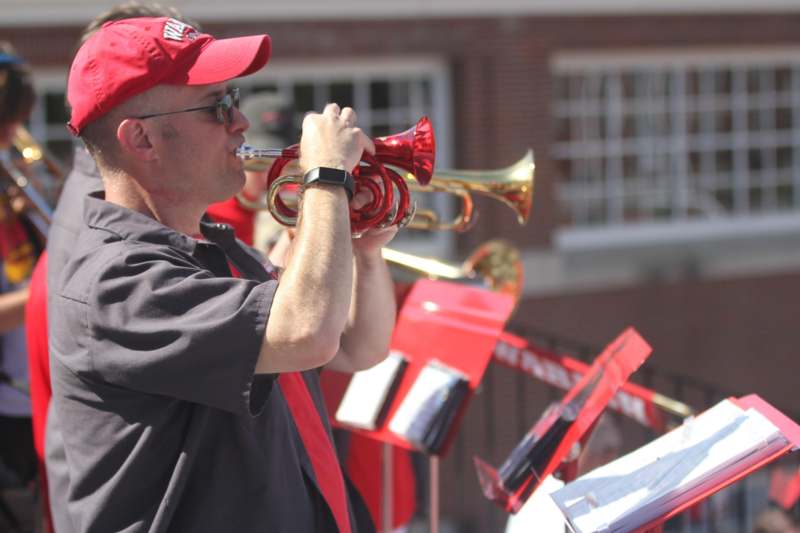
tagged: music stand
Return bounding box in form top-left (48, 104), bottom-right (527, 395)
top-left (328, 279), bottom-right (516, 531)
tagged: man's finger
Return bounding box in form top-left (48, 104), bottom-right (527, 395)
top-left (323, 102), bottom-right (341, 116)
top-left (350, 189), bottom-right (374, 210)
top-left (340, 107), bottom-right (357, 126)
top-left (361, 133), bottom-right (376, 155)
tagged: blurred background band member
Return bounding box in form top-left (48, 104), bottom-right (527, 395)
top-left (0, 40), bottom-right (39, 516)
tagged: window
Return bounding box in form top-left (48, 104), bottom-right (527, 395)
top-left (553, 51), bottom-right (800, 230)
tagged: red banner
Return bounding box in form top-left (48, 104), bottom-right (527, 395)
top-left (492, 332), bottom-right (675, 433)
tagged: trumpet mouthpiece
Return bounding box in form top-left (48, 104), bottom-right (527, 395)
top-left (235, 145), bottom-right (285, 160)
top-left (235, 144), bottom-right (257, 160)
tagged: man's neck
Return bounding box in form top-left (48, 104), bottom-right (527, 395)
top-left (103, 172), bottom-right (205, 237)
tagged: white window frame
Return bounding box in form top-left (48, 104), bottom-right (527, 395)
top-left (29, 68), bottom-right (72, 149)
top-left (552, 47), bottom-right (800, 251)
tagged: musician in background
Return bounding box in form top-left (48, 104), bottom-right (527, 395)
top-left (754, 507), bottom-right (800, 533)
top-left (48, 14), bottom-right (397, 532)
top-left (575, 414), bottom-right (622, 476)
top-left (0, 41), bottom-right (39, 495)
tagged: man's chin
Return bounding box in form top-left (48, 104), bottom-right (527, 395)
top-left (217, 173), bottom-right (247, 204)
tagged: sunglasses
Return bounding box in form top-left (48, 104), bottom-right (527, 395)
top-left (134, 88), bottom-right (240, 125)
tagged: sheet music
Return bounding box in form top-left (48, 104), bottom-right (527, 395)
top-left (336, 352), bottom-right (406, 430)
top-left (550, 400), bottom-right (788, 533)
top-left (388, 360), bottom-right (466, 446)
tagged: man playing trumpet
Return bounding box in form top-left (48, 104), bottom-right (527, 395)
top-left (51, 16), bottom-right (397, 532)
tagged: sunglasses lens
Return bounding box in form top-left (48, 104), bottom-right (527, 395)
top-left (230, 89), bottom-right (240, 123)
top-left (217, 89), bottom-right (240, 125)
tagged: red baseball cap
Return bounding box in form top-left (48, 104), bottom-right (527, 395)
top-left (67, 17), bottom-right (271, 135)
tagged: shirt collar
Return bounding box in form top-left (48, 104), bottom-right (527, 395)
top-left (83, 192), bottom-right (202, 254)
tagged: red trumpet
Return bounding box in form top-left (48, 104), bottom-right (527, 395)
top-left (237, 117), bottom-right (435, 235)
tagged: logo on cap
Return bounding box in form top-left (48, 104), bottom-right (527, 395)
top-left (163, 18), bottom-right (198, 42)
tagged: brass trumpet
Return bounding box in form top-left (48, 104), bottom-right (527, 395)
top-left (0, 126), bottom-right (61, 237)
top-left (12, 125), bottom-right (66, 179)
top-left (240, 148), bottom-right (535, 235)
top-left (382, 239), bottom-right (523, 301)
top-left (404, 150), bottom-right (534, 232)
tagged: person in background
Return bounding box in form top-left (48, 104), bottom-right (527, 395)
top-left (0, 40), bottom-right (39, 504)
top-left (754, 506), bottom-right (800, 533)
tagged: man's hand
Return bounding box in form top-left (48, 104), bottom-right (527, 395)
top-left (348, 189), bottom-right (398, 254)
top-left (299, 103), bottom-right (374, 173)
top-left (352, 225), bottom-right (398, 255)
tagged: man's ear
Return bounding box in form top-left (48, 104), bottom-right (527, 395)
top-left (117, 118), bottom-right (157, 161)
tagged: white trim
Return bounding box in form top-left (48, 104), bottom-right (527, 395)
top-left (4, 0), bottom-right (800, 26)
top-left (520, 217), bottom-right (800, 296)
top-left (242, 58), bottom-right (448, 82)
top-left (553, 48), bottom-right (800, 71)
top-left (555, 213), bottom-right (800, 252)
top-left (520, 240), bottom-right (800, 296)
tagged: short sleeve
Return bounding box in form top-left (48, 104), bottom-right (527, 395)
top-left (84, 244), bottom-right (277, 415)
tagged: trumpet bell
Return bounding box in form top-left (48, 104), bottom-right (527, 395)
top-left (463, 240), bottom-right (523, 300)
top-left (375, 117), bottom-right (435, 185)
top-left (382, 238), bottom-right (523, 301)
top-left (403, 150), bottom-right (535, 232)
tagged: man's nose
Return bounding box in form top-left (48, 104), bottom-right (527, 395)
top-left (228, 107), bottom-right (250, 134)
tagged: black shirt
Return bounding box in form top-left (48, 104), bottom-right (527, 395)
top-left (45, 145), bottom-right (101, 533)
top-left (50, 193), bottom-right (369, 532)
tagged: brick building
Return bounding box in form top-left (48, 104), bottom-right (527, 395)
top-left (4, 1), bottom-right (800, 529)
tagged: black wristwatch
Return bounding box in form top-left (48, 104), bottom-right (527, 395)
top-left (302, 167), bottom-right (355, 201)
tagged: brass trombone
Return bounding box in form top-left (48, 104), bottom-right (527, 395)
top-left (0, 126), bottom-right (62, 237)
top-left (382, 239), bottom-right (523, 301)
top-left (12, 125), bottom-right (66, 178)
top-left (404, 150), bottom-right (535, 232)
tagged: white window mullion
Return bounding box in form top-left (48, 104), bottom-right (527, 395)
top-left (671, 68), bottom-right (689, 219)
top-left (732, 67), bottom-right (750, 214)
top-left (699, 69), bottom-right (720, 214)
top-left (792, 65), bottom-right (800, 210)
top-left (606, 72), bottom-right (624, 223)
top-left (760, 68), bottom-right (778, 210)
top-left (353, 77), bottom-right (371, 134)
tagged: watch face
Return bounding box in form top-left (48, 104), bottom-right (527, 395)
top-left (304, 167), bottom-right (355, 199)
